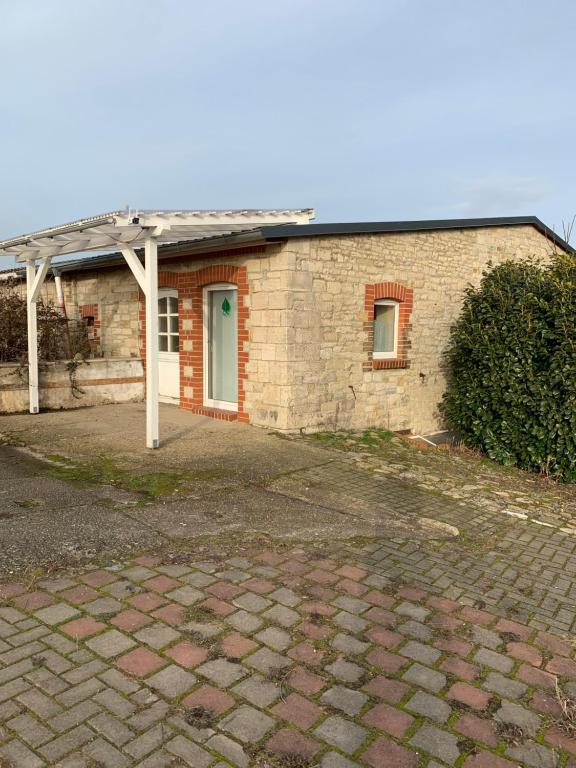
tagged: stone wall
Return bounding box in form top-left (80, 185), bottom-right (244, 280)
top-left (3, 224), bottom-right (561, 433)
top-left (0, 358), bottom-right (144, 413)
top-left (276, 225), bottom-right (559, 434)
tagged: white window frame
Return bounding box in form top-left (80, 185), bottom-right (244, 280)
top-left (203, 282), bottom-right (238, 412)
top-left (373, 299), bottom-right (399, 360)
top-left (158, 288), bottom-right (179, 358)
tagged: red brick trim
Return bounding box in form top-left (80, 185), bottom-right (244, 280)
top-left (363, 282), bottom-right (413, 371)
top-left (79, 303), bottom-right (100, 346)
top-left (138, 266), bottom-right (250, 423)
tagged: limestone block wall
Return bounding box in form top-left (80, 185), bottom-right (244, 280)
top-left (275, 225), bottom-right (559, 435)
top-left (0, 358), bottom-right (143, 413)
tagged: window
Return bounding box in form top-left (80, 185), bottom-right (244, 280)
top-left (158, 295), bottom-right (179, 353)
top-left (373, 300), bottom-right (398, 359)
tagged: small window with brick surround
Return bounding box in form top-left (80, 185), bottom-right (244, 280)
top-left (373, 300), bottom-right (398, 359)
top-left (364, 282), bottom-right (413, 370)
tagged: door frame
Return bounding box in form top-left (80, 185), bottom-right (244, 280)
top-left (203, 282), bottom-right (238, 412)
top-left (158, 287), bottom-right (180, 404)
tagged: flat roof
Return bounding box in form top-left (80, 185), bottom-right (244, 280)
top-left (2, 215), bottom-right (570, 277)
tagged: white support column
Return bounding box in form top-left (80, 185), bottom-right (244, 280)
top-left (144, 237), bottom-right (159, 448)
top-left (26, 261), bottom-right (39, 414)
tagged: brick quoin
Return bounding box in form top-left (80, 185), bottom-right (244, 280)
top-left (363, 282), bottom-right (413, 371)
top-left (139, 264), bottom-right (250, 423)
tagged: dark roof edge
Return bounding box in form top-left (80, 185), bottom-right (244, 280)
top-left (259, 216), bottom-right (573, 252)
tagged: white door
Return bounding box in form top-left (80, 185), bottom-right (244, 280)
top-left (158, 289), bottom-right (180, 403)
top-left (203, 284), bottom-right (238, 411)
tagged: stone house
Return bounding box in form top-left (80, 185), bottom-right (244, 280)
top-left (3, 216), bottom-right (569, 434)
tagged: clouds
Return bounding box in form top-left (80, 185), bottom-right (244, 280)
top-left (0, 1), bottom-right (575, 266)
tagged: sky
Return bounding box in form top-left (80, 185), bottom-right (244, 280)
top-left (1, 0), bottom-right (575, 267)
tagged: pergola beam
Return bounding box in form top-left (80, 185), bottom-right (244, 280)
top-left (120, 247), bottom-right (146, 294)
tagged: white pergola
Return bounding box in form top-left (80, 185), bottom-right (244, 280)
top-left (0, 209), bottom-right (314, 448)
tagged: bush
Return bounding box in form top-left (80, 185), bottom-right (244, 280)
top-left (0, 280), bottom-right (90, 363)
top-left (441, 253), bottom-right (576, 482)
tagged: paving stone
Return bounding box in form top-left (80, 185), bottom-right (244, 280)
top-left (454, 712), bottom-right (499, 748)
top-left (0, 739), bottom-right (46, 768)
top-left (232, 592), bottom-right (272, 612)
top-left (470, 625), bottom-right (503, 649)
top-left (362, 675), bottom-right (410, 704)
top-left (266, 728), bottom-right (321, 759)
top-left (127, 700), bottom-right (170, 731)
top-left (93, 686), bottom-right (137, 717)
top-left (165, 640), bottom-right (208, 668)
top-left (363, 700), bottom-right (415, 738)
top-left (361, 735), bottom-right (419, 768)
top-left (447, 681), bottom-right (491, 710)
top-left (165, 585), bottom-right (204, 606)
top-left (506, 741), bottom-right (558, 768)
top-left (5, 713), bottom-right (53, 747)
top-left (85, 628), bottom-right (136, 658)
top-left (33, 603), bottom-right (80, 625)
top-left (262, 604), bottom-right (300, 627)
top-left (18, 687), bottom-right (63, 718)
top-left (84, 597), bottom-right (123, 617)
top-left (483, 671), bottom-right (527, 699)
top-left (400, 639), bottom-right (441, 665)
top-left (245, 646), bottom-right (291, 674)
top-left (220, 704), bottom-right (276, 743)
top-left (225, 609), bottom-right (263, 633)
top-left (134, 623), bottom-right (181, 649)
top-left (232, 673), bottom-right (282, 706)
top-left (314, 715), bottom-right (368, 754)
top-left (474, 647), bottom-right (514, 674)
top-left (124, 723), bottom-right (166, 760)
top-left (205, 734), bottom-right (249, 768)
top-left (182, 571), bottom-right (217, 588)
top-left (38, 725), bottom-right (93, 761)
top-left (116, 647), bottom-right (167, 678)
top-left (220, 632), bottom-right (258, 659)
top-left (406, 690), bottom-right (451, 723)
top-left (321, 684), bottom-right (368, 715)
top-left (181, 684), bottom-right (235, 715)
top-left (331, 632), bottom-right (370, 655)
top-left (395, 601), bottom-right (430, 621)
top-left (410, 724), bottom-right (461, 765)
top-left (48, 700), bottom-right (101, 732)
top-left (56, 677), bottom-right (104, 707)
top-left (333, 610), bottom-right (368, 634)
top-left (325, 658), bottom-right (365, 683)
top-left (320, 752), bottom-right (359, 768)
top-left (197, 657), bottom-right (247, 687)
top-left (268, 587), bottom-right (301, 607)
top-left (333, 596), bottom-right (370, 614)
top-left (163, 735), bottom-right (212, 767)
top-left (397, 619), bottom-right (433, 641)
top-left (272, 691), bottom-right (324, 729)
top-left (402, 662), bottom-right (446, 692)
top-left (495, 700), bottom-right (541, 737)
top-left (146, 664), bottom-right (197, 698)
top-left (89, 711), bottom-right (134, 745)
top-left (255, 626), bottom-right (292, 651)
top-left (105, 579), bottom-right (141, 600)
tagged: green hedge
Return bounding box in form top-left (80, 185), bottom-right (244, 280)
top-left (441, 253), bottom-right (576, 482)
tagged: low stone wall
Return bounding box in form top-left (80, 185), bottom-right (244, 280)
top-left (0, 357), bottom-right (144, 413)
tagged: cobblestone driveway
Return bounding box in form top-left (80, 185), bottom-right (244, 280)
top-left (1, 543), bottom-right (575, 767)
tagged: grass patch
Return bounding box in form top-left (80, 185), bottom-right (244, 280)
top-left (310, 428), bottom-right (394, 451)
top-left (43, 455), bottom-right (234, 499)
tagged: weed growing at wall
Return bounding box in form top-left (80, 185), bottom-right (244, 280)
top-left (441, 253), bottom-right (576, 482)
top-left (0, 279), bottom-right (90, 363)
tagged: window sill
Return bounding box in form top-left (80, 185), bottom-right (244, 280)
top-left (373, 359), bottom-right (408, 370)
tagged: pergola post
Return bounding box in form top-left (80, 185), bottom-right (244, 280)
top-left (144, 237), bottom-right (159, 449)
top-left (26, 261), bottom-right (39, 414)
